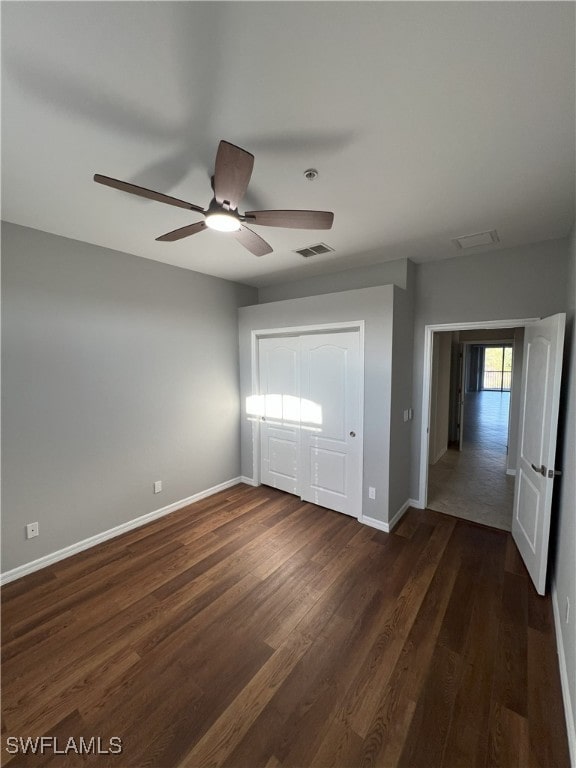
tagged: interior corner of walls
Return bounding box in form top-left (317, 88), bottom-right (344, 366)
top-left (362, 498), bottom-right (412, 534)
top-left (362, 514), bottom-right (390, 533)
top-left (388, 499), bottom-right (411, 530)
top-left (405, 259), bottom-right (417, 292)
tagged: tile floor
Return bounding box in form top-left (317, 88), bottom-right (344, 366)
top-left (427, 390), bottom-right (515, 531)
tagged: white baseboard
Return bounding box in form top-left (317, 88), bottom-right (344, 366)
top-left (0, 477), bottom-right (244, 586)
top-left (240, 476), bottom-right (258, 487)
top-left (506, 469), bottom-right (517, 476)
top-left (362, 498), bottom-right (413, 534)
top-left (388, 498), bottom-right (411, 531)
top-left (362, 514), bottom-right (389, 533)
top-left (408, 497), bottom-right (424, 510)
top-left (552, 585), bottom-right (576, 767)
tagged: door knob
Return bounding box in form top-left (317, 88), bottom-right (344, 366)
top-left (532, 462), bottom-right (562, 478)
top-left (350, 431), bottom-right (356, 437)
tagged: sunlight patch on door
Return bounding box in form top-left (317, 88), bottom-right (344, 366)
top-left (246, 394), bottom-right (323, 427)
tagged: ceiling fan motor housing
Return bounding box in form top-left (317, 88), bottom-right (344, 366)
top-left (205, 198), bottom-right (242, 231)
top-left (206, 197), bottom-right (238, 217)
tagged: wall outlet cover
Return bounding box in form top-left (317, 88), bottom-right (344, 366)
top-left (26, 522), bottom-right (39, 539)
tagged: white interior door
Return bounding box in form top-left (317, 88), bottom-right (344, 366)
top-left (258, 330), bottom-right (363, 518)
top-left (300, 332), bottom-right (362, 517)
top-left (259, 337), bottom-right (301, 495)
top-left (512, 313), bottom-right (565, 595)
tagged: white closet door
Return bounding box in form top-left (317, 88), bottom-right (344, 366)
top-left (258, 337), bottom-right (301, 495)
top-left (300, 332), bottom-right (362, 517)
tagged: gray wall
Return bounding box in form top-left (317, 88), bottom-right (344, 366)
top-left (238, 286), bottom-right (397, 524)
top-left (553, 224), bottom-right (576, 756)
top-left (507, 328), bottom-right (525, 474)
top-left (410, 237), bottom-right (570, 502)
top-left (429, 332), bottom-right (452, 464)
top-left (448, 334), bottom-right (462, 443)
top-left (258, 258), bottom-right (409, 303)
top-left (389, 284), bottom-right (415, 516)
top-left (1, 222), bottom-right (257, 573)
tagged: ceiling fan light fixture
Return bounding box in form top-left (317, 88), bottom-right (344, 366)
top-left (95, 140), bottom-right (333, 256)
top-left (205, 212), bottom-right (241, 232)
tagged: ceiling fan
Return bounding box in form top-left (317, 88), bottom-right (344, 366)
top-left (94, 140), bottom-right (334, 257)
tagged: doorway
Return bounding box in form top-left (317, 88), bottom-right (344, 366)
top-left (421, 323), bottom-right (529, 531)
top-left (420, 314), bottom-right (565, 594)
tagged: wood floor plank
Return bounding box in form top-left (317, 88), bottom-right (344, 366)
top-left (347, 516), bottom-right (456, 738)
top-left (392, 508), bottom-right (421, 539)
top-left (526, 626), bottom-right (571, 768)
top-left (492, 571), bottom-right (529, 717)
top-left (305, 518), bottom-right (456, 767)
top-left (441, 527), bottom-right (507, 768)
top-left (397, 643), bottom-right (463, 768)
top-left (225, 612), bottom-right (353, 768)
top-left (224, 549), bottom-right (391, 768)
top-left (358, 521), bottom-right (465, 767)
top-left (178, 627), bottom-right (316, 768)
top-left (486, 703), bottom-right (531, 768)
top-left (1, 486), bottom-right (569, 768)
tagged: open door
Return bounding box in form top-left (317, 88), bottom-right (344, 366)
top-left (512, 313), bottom-right (565, 595)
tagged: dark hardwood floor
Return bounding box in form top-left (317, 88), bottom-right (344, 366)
top-left (1, 484), bottom-right (570, 767)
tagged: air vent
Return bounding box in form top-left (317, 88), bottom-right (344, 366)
top-left (452, 229), bottom-right (500, 250)
top-left (294, 242), bottom-right (335, 258)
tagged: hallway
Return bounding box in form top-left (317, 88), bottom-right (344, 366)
top-left (427, 391), bottom-right (515, 530)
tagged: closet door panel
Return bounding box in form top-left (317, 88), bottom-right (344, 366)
top-left (300, 332), bottom-right (362, 517)
top-left (258, 337), bottom-right (301, 495)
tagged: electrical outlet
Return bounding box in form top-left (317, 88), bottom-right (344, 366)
top-left (368, 487), bottom-right (376, 500)
top-left (566, 597), bottom-right (570, 624)
top-left (26, 522), bottom-right (39, 539)
top-left (408, 408), bottom-right (414, 420)
top-left (403, 409), bottom-right (409, 422)
top-left (154, 480), bottom-right (162, 494)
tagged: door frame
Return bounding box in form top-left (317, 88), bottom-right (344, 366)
top-left (418, 317), bottom-right (539, 509)
top-left (249, 320), bottom-right (365, 519)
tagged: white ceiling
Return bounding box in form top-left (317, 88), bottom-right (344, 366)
top-left (2, 2), bottom-right (575, 287)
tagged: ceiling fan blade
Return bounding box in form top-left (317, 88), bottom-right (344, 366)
top-left (233, 225), bottom-right (273, 257)
top-left (213, 141), bottom-right (254, 210)
top-left (156, 221), bottom-right (207, 242)
top-left (94, 174), bottom-right (204, 212)
top-left (244, 209), bottom-right (334, 230)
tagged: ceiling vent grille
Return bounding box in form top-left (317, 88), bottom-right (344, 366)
top-left (294, 242), bottom-right (334, 258)
top-left (452, 229), bottom-right (500, 251)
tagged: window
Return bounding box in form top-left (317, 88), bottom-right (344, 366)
top-left (482, 346), bottom-right (512, 391)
